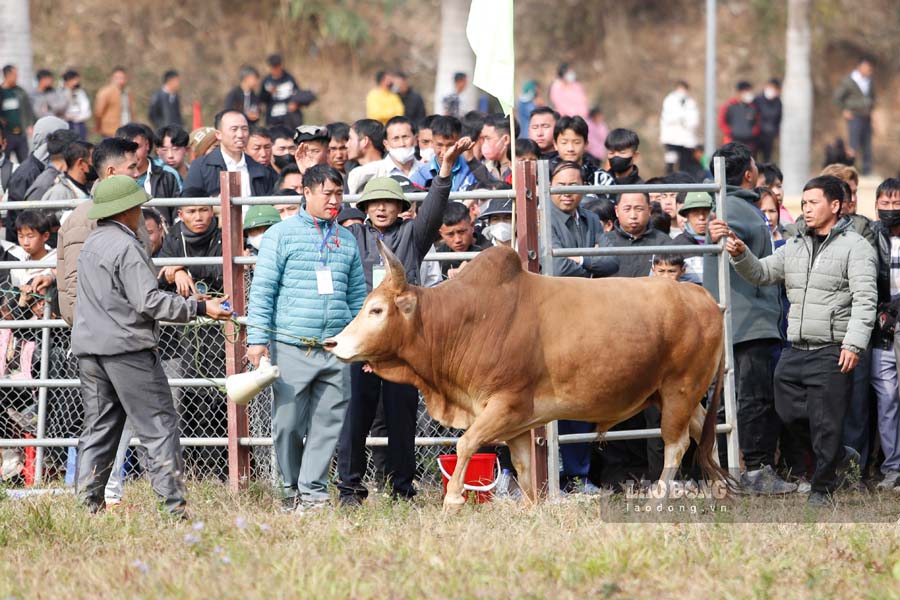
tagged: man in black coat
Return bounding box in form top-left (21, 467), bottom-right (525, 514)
top-left (393, 71), bottom-right (426, 126)
top-left (259, 54), bottom-right (299, 128)
top-left (336, 137), bottom-right (470, 506)
top-left (148, 70), bottom-right (183, 129)
top-left (182, 110), bottom-right (277, 199)
top-left (223, 66), bottom-right (262, 126)
top-left (754, 79), bottom-right (782, 163)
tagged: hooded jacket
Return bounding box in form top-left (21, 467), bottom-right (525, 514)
top-left (4, 116), bottom-right (69, 241)
top-left (703, 185), bottom-right (784, 345)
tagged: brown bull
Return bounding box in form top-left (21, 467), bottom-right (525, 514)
top-left (324, 241), bottom-right (730, 508)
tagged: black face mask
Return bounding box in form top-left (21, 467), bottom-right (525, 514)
top-left (878, 209), bottom-right (900, 228)
top-left (84, 165), bottom-right (99, 185)
top-left (608, 155), bottom-right (633, 174)
top-left (273, 153), bottom-right (294, 171)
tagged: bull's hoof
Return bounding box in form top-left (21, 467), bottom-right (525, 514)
top-left (442, 494), bottom-right (466, 512)
top-left (651, 480), bottom-right (669, 500)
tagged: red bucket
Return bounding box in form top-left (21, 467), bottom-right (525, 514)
top-left (23, 433), bottom-right (35, 487)
top-left (437, 453), bottom-right (499, 504)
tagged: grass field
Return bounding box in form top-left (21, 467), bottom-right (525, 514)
top-left (1, 481), bottom-right (899, 599)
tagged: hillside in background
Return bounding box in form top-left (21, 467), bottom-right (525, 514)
top-left (31, 0), bottom-right (900, 179)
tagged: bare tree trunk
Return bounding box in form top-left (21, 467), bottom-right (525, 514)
top-left (780, 0), bottom-right (812, 195)
top-left (0, 0), bottom-right (33, 91)
top-left (433, 0), bottom-right (477, 115)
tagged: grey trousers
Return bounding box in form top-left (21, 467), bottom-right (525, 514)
top-left (104, 356), bottom-right (184, 502)
top-left (75, 349), bottom-right (187, 513)
top-left (875, 347), bottom-right (900, 473)
top-left (270, 342), bottom-right (349, 503)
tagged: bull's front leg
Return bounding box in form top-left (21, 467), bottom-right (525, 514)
top-left (444, 432), bottom-right (477, 510)
top-left (444, 397), bottom-right (526, 511)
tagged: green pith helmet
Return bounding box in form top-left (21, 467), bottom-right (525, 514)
top-left (678, 191), bottom-right (714, 216)
top-left (243, 204), bottom-right (282, 230)
top-left (87, 175), bottom-right (149, 220)
top-left (356, 177), bottom-right (412, 212)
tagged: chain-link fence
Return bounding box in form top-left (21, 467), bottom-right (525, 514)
top-left (0, 315), bottom-right (459, 488)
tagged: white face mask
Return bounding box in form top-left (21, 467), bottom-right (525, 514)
top-left (389, 145), bottom-right (417, 164)
top-left (741, 92), bottom-right (755, 104)
top-left (485, 222), bottom-right (513, 244)
top-left (763, 87), bottom-right (777, 100)
top-left (419, 147), bottom-right (435, 163)
top-left (564, 71), bottom-right (577, 83)
top-left (247, 233), bottom-right (263, 250)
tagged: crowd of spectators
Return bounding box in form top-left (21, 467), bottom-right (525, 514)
top-left (0, 54), bottom-right (897, 511)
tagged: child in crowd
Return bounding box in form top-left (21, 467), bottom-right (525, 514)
top-left (13, 211), bottom-right (55, 289)
top-left (552, 115), bottom-right (601, 186)
top-left (651, 254), bottom-right (686, 281)
top-left (515, 138), bottom-right (540, 163)
top-left (604, 128), bottom-right (643, 185)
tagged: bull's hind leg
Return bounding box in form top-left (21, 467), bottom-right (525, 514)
top-left (506, 432), bottom-right (536, 503)
top-left (653, 384), bottom-right (697, 499)
top-left (689, 402), bottom-right (721, 469)
top-left (444, 397), bottom-right (533, 511)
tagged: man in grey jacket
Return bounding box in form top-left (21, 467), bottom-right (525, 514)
top-left (72, 176), bottom-right (231, 516)
top-left (705, 142), bottom-right (792, 495)
top-left (714, 175), bottom-right (877, 507)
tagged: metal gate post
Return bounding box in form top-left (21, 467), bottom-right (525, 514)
top-left (535, 159), bottom-right (561, 500)
top-left (220, 172), bottom-right (251, 490)
top-left (713, 156), bottom-right (741, 478)
top-left (514, 159), bottom-right (549, 499)
top-left (33, 301), bottom-right (52, 484)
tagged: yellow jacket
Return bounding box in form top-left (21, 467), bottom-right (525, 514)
top-left (366, 88), bottom-right (404, 124)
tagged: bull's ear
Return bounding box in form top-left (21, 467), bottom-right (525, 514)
top-left (377, 238), bottom-right (407, 292)
top-left (394, 290), bottom-right (417, 317)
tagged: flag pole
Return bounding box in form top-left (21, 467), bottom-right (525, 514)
top-left (510, 107), bottom-right (517, 243)
top-left (509, 11), bottom-right (516, 243)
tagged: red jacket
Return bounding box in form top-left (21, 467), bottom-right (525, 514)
top-left (718, 97), bottom-right (761, 144)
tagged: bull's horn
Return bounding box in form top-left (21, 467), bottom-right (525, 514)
top-left (376, 238), bottom-right (407, 291)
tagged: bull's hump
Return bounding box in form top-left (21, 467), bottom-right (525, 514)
top-left (459, 245), bottom-right (523, 285)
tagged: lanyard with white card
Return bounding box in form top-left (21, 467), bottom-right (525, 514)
top-left (315, 219), bottom-right (337, 295)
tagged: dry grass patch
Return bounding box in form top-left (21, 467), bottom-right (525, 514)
top-left (0, 481), bottom-right (899, 599)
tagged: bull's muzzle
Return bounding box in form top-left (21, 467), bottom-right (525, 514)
top-left (322, 338), bottom-right (338, 350)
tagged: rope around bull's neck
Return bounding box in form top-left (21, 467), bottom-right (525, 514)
top-left (185, 282), bottom-right (324, 392)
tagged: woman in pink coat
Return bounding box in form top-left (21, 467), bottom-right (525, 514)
top-left (549, 63), bottom-right (589, 119)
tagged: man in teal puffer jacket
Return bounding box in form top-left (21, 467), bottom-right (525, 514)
top-left (715, 175), bottom-right (877, 508)
top-left (247, 164), bottom-right (367, 512)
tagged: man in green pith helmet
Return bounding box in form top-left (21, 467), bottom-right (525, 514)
top-left (71, 175), bottom-right (232, 517)
top-left (243, 204), bottom-right (281, 258)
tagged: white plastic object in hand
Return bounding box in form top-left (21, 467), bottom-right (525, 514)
top-left (226, 356), bottom-right (281, 406)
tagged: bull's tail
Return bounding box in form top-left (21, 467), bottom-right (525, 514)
top-left (697, 341), bottom-right (738, 492)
